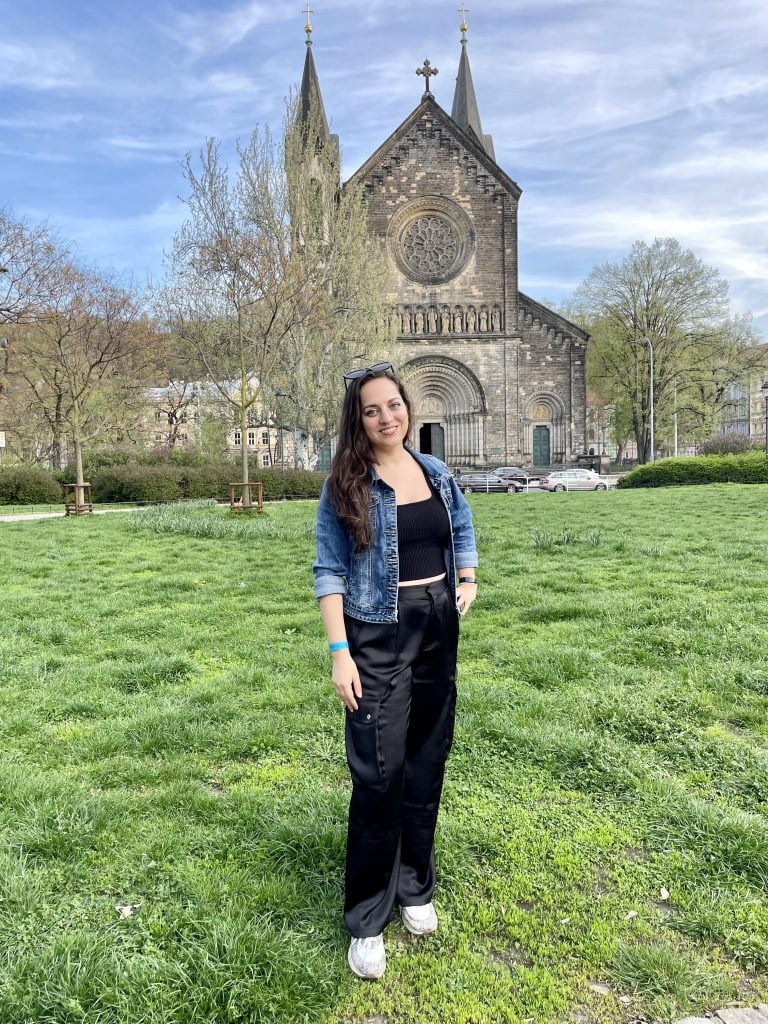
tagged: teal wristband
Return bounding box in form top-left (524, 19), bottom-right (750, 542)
top-left (329, 641), bottom-right (349, 652)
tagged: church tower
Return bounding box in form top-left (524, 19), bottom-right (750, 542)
top-left (305, 13), bottom-right (588, 468)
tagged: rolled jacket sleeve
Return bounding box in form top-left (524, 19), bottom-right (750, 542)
top-left (447, 474), bottom-right (479, 569)
top-left (313, 480), bottom-right (350, 599)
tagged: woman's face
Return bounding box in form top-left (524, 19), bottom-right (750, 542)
top-left (359, 376), bottom-right (409, 455)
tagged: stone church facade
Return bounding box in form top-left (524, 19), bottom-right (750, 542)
top-left (301, 22), bottom-right (588, 469)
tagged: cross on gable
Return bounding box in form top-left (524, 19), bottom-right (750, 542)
top-left (303, 3), bottom-right (314, 30)
top-left (416, 58), bottom-right (439, 95)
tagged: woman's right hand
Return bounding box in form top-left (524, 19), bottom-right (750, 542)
top-left (331, 652), bottom-right (363, 712)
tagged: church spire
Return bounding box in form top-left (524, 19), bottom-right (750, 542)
top-left (451, 6), bottom-right (495, 159)
top-left (298, 5), bottom-right (331, 144)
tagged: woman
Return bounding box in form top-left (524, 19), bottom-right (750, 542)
top-left (313, 363), bottom-right (478, 980)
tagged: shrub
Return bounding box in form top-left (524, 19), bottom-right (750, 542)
top-left (0, 467), bottom-right (63, 505)
top-left (87, 462), bottom-right (325, 503)
top-left (699, 433), bottom-right (758, 455)
top-left (91, 466), bottom-right (183, 503)
top-left (618, 451), bottom-right (768, 488)
top-left (0, 467), bottom-right (62, 505)
top-left (182, 465), bottom-right (233, 501)
top-left (253, 467), bottom-right (325, 500)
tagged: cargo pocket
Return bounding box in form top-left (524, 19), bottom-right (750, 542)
top-left (345, 700), bottom-right (384, 790)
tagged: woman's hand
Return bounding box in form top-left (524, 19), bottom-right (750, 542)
top-left (456, 581), bottom-right (478, 617)
top-left (331, 651), bottom-right (363, 712)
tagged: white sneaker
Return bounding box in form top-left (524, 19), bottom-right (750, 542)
top-left (401, 902), bottom-right (438, 935)
top-left (347, 935), bottom-right (386, 979)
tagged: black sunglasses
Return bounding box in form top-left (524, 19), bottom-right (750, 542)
top-left (343, 361), bottom-right (394, 389)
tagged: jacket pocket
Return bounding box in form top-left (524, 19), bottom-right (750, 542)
top-left (345, 700), bottom-right (384, 789)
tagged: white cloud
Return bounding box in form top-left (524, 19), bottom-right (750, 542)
top-left (0, 40), bottom-right (93, 90)
top-left (158, 1), bottom-right (279, 58)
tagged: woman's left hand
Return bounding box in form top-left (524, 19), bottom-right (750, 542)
top-left (456, 581), bottom-right (478, 617)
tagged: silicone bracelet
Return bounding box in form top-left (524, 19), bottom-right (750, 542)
top-left (459, 577), bottom-right (477, 585)
top-left (329, 641), bottom-right (350, 652)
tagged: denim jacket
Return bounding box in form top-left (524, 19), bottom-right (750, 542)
top-left (313, 448), bottom-right (478, 623)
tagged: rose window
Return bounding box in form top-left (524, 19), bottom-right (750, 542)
top-left (402, 217), bottom-right (458, 275)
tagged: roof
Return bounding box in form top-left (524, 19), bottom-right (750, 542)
top-left (345, 93), bottom-right (520, 200)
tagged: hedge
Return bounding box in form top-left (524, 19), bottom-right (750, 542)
top-left (88, 463), bottom-right (325, 503)
top-left (618, 451), bottom-right (768, 488)
top-left (0, 467), bottom-right (63, 505)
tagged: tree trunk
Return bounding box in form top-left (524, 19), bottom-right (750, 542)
top-left (240, 405), bottom-right (250, 507)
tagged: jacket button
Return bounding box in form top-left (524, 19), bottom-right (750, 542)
top-left (366, 713), bottom-right (372, 721)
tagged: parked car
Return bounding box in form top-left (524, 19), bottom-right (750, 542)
top-left (539, 469), bottom-right (608, 492)
top-left (493, 466), bottom-right (539, 486)
top-left (457, 472), bottom-right (522, 494)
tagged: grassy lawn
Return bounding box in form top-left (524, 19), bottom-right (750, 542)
top-left (1, 487), bottom-right (767, 1024)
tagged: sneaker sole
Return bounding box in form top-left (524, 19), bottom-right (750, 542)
top-left (347, 945), bottom-right (385, 980)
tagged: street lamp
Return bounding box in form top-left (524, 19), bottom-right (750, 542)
top-left (761, 381), bottom-right (768, 458)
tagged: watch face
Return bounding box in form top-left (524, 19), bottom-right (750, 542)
top-left (388, 196), bottom-right (474, 285)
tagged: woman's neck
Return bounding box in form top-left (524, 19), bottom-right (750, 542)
top-left (373, 445), bottom-right (412, 472)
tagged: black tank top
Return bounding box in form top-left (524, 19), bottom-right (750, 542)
top-left (396, 485), bottom-right (450, 582)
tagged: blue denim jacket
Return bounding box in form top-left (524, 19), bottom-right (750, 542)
top-left (313, 448), bottom-right (478, 623)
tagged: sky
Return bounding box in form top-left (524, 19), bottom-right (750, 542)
top-left (1, 0), bottom-right (767, 335)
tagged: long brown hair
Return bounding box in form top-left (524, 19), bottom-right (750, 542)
top-left (327, 368), bottom-right (414, 550)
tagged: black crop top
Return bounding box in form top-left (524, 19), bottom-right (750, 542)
top-left (396, 484), bottom-right (451, 582)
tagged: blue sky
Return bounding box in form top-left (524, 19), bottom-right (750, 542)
top-left (2, 0), bottom-right (767, 334)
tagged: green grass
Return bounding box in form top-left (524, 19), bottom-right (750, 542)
top-left (1, 485), bottom-right (767, 1023)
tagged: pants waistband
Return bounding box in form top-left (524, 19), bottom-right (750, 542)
top-left (397, 576), bottom-right (449, 601)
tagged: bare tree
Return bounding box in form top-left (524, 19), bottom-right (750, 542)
top-left (8, 263), bottom-right (148, 487)
top-left (0, 209), bottom-right (67, 326)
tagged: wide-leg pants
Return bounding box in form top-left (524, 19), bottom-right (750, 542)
top-left (343, 577), bottom-right (459, 938)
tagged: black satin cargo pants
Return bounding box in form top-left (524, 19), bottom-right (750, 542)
top-left (342, 577), bottom-right (459, 938)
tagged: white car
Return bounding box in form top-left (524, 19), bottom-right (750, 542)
top-left (539, 469), bottom-right (608, 492)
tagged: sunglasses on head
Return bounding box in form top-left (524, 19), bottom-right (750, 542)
top-left (342, 361), bottom-right (394, 389)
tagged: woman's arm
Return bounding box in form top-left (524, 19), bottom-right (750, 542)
top-left (319, 594), bottom-right (362, 712)
top-left (447, 472), bottom-right (479, 616)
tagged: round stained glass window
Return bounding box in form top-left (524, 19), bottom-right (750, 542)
top-left (402, 217), bottom-right (458, 276)
top-left (388, 197), bottom-right (474, 285)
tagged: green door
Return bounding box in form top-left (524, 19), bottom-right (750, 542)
top-left (533, 425), bottom-right (550, 467)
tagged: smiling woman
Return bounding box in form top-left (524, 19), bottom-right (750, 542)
top-left (312, 363), bottom-right (478, 979)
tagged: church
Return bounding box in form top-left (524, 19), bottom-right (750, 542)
top-left (300, 13), bottom-right (589, 469)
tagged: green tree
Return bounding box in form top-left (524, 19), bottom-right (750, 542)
top-left (161, 95), bottom-right (391, 497)
top-left (577, 238), bottom-right (761, 461)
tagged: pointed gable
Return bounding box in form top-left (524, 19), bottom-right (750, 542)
top-left (345, 94), bottom-right (519, 200)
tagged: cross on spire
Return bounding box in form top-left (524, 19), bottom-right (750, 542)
top-left (303, 3), bottom-right (314, 43)
top-left (416, 58), bottom-right (439, 96)
top-left (458, 3), bottom-right (469, 41)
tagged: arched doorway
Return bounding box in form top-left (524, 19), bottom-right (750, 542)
top-left (532, 425), bottom-right (550, 467)
top-left (401, 356), bottom-right (486, 466)
top-left (524, 393), bottom-right (567, 466)
top-left (419, 422), bottom-right (445, 460)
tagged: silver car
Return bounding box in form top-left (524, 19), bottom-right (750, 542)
top-left (539, 469), bottom-right (608, 492)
